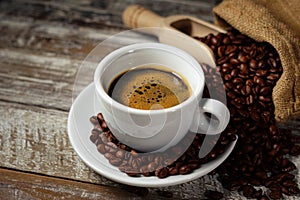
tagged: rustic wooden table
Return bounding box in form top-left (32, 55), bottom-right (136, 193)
top-left (1, 0), bottom-right (299, 199)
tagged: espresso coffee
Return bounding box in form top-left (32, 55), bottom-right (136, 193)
top-left (108, 66), bottom-right (191, 110)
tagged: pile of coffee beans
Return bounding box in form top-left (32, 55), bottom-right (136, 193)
top-left (89, 29), bottom-right (300, 199)
top-left (196, 30), bottom-right (300, 199)
top-left (90, 113), bottom-right (235, 181)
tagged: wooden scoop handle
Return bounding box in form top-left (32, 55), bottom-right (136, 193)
top-left (122, 5), bottom-right (164, 28)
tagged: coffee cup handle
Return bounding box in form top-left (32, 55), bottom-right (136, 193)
top-left (190, 98), bottom-right (230, 135)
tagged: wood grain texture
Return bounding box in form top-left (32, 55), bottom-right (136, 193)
top-left (0, 168), bottom-right (141, 200)
top-left (0, 0), bottom-right (218, 28)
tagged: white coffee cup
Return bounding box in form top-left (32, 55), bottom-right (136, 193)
top-left (94, 43), bottom-right (229, 152)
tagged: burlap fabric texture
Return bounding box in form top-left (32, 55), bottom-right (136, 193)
top-left (213, 0), bottom-right (300, 122)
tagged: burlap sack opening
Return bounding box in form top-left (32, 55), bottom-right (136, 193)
top-left (213, 0), bottom-right (300, 123)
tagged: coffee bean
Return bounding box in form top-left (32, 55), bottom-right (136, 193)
top-left (225, 82), bottom-right (234, 90)
top-left (230, 68), bottom-right (238, 77)
top-left (97, 144), bottom-right (106, 154)
top-left (211, 36), bottom-right (220, 46)
top-left (290, 145), bottom-right (300, 156)
top-left (256, 69), bottom-right (268, 77)
top-left (283, 179), bottom-right (296, 187)
top-left (268, 190), bottom-right (282, 199)
top-left (97, 113), bottom-right (104, 122)
top-left (242, 185), bottom-right (255, 198)
top-left (290, 186), bottom-right (300, 194)
top-left (227, 91), bottom-right (236, 99)
top-left (107, 141), bottom-right (117, 149)
top-left (224, 74), bottom-right (231, 81)
top-left (167, 166), bottom-right (177, 175)
top-left (104, 152), bottom-right (114, 160)
top-left (254, 76), bottom-right (265, 86)
top-left (260, 86), bottom-right (272, 95)
top-left (130, 150), bottom-right (139, 157)
top-left (259, 96), bottom-right (271, 102)
top-left (217, 46), bottom-right (226, 57)
top-left (239, 63), bottom-right (248, 75)
top-left (99, 133), bottom-right (108, 143)
top-left (155, 167), bottom-right (169, 178)
top-left (237, 52), bottom-right (248, 63)
top-left (217, 57), bottom-right (228, 65)
top-left (223, 36), bottom-right (231, 44)
top-left (249, 59), bottom-right (257, 69)
top-left (90, 133), bottom-right (99, 143)
top-left (89, 116), bottom-right (100, 125)
top-left (132, 158), bottom-right (142, 169)
top-left (229, 58), bottom-right (240, 65)
top-left (268, 58), bottom-right (277, 68)
top-left (109, 158), bottom-right (122, 166)
top-left (266, 73), bottom-right (280, 81)
top-left (147, 162), bottom-right (157, 172)
top-left (115, 150), bottom-right (125, 158)
top-left (179, 165), bottom-right (192, 175)
top-left (225, 45), bottom-right (237, 55)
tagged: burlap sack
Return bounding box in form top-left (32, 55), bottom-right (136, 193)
top-left (213, 0), bottom-right (300, 123)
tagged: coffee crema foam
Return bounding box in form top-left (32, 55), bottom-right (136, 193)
top-left (108, 66), bottom-right (191, 110)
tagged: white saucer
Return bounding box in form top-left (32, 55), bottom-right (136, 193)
top-left (68, 83), bottom-right (237, 187)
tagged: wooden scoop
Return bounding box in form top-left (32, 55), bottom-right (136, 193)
top-left (122, 5), bottom-right (226, 68)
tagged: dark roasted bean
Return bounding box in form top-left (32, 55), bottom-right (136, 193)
top-left (97, 144), bottom-right (106, 154)
top-left (217, 57), bottom-right (228, 65)
top-left (229, 58), bottom-right (240, 65)
top-left (155, 167), bottom-right (169, 178)
top-left (256, 69), bottom-right (268, 77)
top-left (224, 74), bottom-right (231, 81)
top-left (267, 73), bottom-right (280, 81)
top-left (168, 166), bottom-right (178, 175)
top-left (179, 165), bottom-right (192, 174)
top-left (268, 57), bottom-right (277, 68)
top-left (223, 36), bottom-right (231, 44)
top-left (132, 158), bottom-right (142, 169)
top-left (260, 86), bottom-right (271, 95)
top-left (225, 45), bottom-right (237, 55)
top-left (254, 76), bottom-right (265, 86)
top-left (242, 185), bottom-right (255, 198)
top-left (269, 190), bottom-right (282, 199)
top-left (90, 116), bottom-right (100, 125)
top-left (230, 68), bottom-right (238, 77)
top-left (90, 133), bottom-right (99, 143)
top-left (227, 91), bottom-right (236, 99)
top-left (239, 63), bottom-right (248, 75)
top-left (109, 158), bottom-right (122, 166)
top-left (217, 46), bottom-right (226, 57)
top-left (104, 152), bottom-right (113, 160)
top-left (249, 59), bottom-right (257, 68)
top-left (99, 133), bottom-right (108, 143)
top-left (147, 162), bottom-right (157, 172)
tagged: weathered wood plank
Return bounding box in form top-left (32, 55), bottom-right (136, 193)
top-left (0, 16), bottom-right (157, 110)
top-left (0, 0), bottom-right (218, 29)
top-left (0, 168), bottom-right (143, 200)
top-left (0, 49), bottom-right (78, 111)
